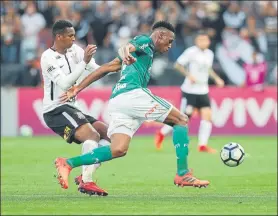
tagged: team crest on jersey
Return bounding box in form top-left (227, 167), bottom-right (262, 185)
top-left (76, 112), bottom-right (85, 119)
top-left (64, 126), bottom-right (71, 141)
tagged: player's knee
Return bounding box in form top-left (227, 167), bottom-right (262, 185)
top-left (185, 105), bottom-right (193, 117)
top-left (89, 131), bottom-right (101, 142)
top-left (112, 146), bottom-right (128, 158)
top-left (175, 112), bottom-right (189, 127)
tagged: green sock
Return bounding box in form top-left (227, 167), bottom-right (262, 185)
top-left (172, 125), bottom-right (190, 176)
top-left (66, 145), bottom-right (112, 168)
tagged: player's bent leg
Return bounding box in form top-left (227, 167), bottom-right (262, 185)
top-left (163, 107), bottom-right (210, 188)
top-left (110, 133), bottom-right (131, 158)
top-left (74, 123), bottom-right (100, 143)
top-left (198, 107), bottom-right (216, 154)
top-left (75, 138), bottom-right (109, 184)
top-left (155, 103), bottom-right (195, 150)
top-left (74, 123), bottom-right (108, 195)
top-left (54, 129), bottom-right (132, 190)
top-left (75, 121), bottom-right (111, 194)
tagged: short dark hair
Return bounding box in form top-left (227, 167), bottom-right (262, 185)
top-left (152, 21), bottom-right (175, 33)
top-left (52, 20), bottom-right (73, 37)
top-left (196, 30), bottom-right (208, 37)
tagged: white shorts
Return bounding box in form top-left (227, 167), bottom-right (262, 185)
top-left (107, 88), bottom-right (173, 138)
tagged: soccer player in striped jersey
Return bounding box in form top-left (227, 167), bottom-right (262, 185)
top-left (41, 20), bottom-right (112, 196)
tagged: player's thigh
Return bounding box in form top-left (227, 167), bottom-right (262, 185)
top-left (74, 123), bottom-right (100, 143)
top-left (197, 94), bottom-right (212, 121)
top-left (43, 105), bottom-right (99, 144)
top-left (91, 120), bottom-right (110, 142)
top-left (108, 88), bottom-right (171, 123)
top-left (107, 111), bottom-right (142, 139)
top-left (61, 107), bottom-right (101, 143)
top-left (134, 88), bottom-right (173, 122)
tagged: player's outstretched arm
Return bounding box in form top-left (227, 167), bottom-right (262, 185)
top-left (59, 57), bottom-right (122, 102)
top-left (118, 43), bottom-right (137, 65)
top-left (77, 57), bottom-right (122, 92)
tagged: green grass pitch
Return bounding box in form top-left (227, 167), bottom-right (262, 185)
top-left (1, 136), bottom-right (277, 215)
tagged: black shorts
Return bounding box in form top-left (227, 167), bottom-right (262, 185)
top-left (180, 91), bottom-right (211, 114)
top-left (43, 104), bottom-right (97, 144)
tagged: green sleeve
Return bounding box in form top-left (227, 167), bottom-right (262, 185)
top-left (117, 55), bottom-right (123, 63)
top-left (129, 35), bottom-right (151, 52)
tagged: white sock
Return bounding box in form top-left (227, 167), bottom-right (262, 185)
top-left (160, 125), bottom-right (173, 136)
top-left (198, 120), bottom-right (212, 146)
top-left (82, 140), bottom-right (100, 183)
top-left (98, 139), bottom-right (111, 147)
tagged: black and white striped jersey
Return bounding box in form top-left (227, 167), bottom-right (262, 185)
top-left (40, 44), bottom-right (99, 113)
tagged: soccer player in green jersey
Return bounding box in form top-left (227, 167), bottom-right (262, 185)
top-left (56, 21), bottom-right (210, 191)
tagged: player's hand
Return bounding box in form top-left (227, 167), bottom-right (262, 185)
top-left (215, 77), bottom-right (225, 88)
top-left (188, 75), bottom-right (196, 83)
top-left (124, 55), bottom-right (136, 65)
top-left (118, 46), bottom-right (136, 65)
top-left (59, 86), bottom-right (79, 103)
top-left (83, 45), bottom-right (97, 64)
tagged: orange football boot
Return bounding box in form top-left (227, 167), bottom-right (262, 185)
top-left (198, 145), bottom-right (217, 154)
top-left (154, 131), bottom-right (165, 150)
top-left (174, 169), bottom-right (210, 188)
top-left (54, 157), bottom-right (72, 189)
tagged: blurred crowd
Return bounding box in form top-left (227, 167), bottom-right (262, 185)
top-left (1, 0), bottom-right (277, 88)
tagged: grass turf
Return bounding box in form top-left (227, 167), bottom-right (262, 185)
top-left (1, 136), bottom-right (277, 215)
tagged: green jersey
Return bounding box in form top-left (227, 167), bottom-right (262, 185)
top-left (111, 35), bottom-right (155, 99)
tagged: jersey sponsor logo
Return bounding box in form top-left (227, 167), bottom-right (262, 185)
top-left (47, 66), bottom-right (55, 73)
top-left (63, 126), bottom-right (71, 140)
top-left (139, 43), bottom-right (148, 50)
top-left (113, 83), bottom-right (127, 93)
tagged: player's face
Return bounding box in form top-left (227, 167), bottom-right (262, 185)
top-left (195, 35), bottom-right (211, 50)
top-left (157, 31), bottom-right (175, 53)
top-left (57, 27), bottom-right (76, 49)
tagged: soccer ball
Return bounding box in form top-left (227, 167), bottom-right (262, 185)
top-left (19, 125), bottom-right (33, 137)
top-left (220, 142), bottom-right (245, 167)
